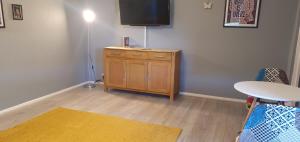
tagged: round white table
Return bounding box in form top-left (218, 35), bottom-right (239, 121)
top-left (234, 81), bottom-right (300, 131)
top-left (234, 81), bottom-right (300, 102)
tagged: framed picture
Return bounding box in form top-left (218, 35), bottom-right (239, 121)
top-left (0, 0), bottom-right (5, 28)
top-left (224, 0), bottom-right (261, 28)
top-left (12, 4), bottom-right (23, 20)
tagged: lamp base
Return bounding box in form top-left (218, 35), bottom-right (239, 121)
top-left (83, 83), bottom-right (96, 89)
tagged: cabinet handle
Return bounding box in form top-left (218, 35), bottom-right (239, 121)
top-left (132, 54), bottom-right (141, 56)
top-left (111, 53), bottom-right (121, 55)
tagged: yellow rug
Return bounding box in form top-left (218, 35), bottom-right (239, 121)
top-left (0, 108), bottom-right (181, 142)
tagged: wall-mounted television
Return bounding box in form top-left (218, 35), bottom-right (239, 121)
top-left (119, 0), bottom-right (170, 26)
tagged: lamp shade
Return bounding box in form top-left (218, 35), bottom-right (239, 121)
top-left (83, 9), bottom-right (96, 23)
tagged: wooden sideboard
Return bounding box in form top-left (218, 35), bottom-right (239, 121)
top-left (103, 47), bottom-right (181, 101)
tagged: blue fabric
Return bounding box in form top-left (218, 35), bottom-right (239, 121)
top-left (245, 105), bottom-right (267, 129)
top-left (256, 68), bottom-right (266, 81)
top-left (240, 104), bottom-right (300, 142)
top-left (240, 129), bottom-right (258, 142)
top-left (276, 127), bottom-right (300, 142)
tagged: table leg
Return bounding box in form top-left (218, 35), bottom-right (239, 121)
top-left (278, 101), bottom-right (285, 106)
top-left (241, 98), bottom-right (257, 131)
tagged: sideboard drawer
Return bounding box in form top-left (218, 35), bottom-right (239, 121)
top-left (126, 51), bottom-right (148, 59)
top-left (106, 49), bottom-right (125, 57)
top-left (148, 52), bottom-right (172, 61)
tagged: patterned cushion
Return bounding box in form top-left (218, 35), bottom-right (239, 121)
top-left (263, 68), bottom-right (289, 84)
top-left (240, 104), bottom-right (300, 142)
top-left (257, 68), bottom-right (289, 85)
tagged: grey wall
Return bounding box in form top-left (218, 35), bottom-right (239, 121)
top-left (88, 0), bottom-right (300, 99)
top-left (0, 0), bottom-right (298, 110)
top-left (0, 0), bottom-right (88, 110)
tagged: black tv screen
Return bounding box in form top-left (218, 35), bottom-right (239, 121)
top-left (119, 0), bottom-right (170, 26)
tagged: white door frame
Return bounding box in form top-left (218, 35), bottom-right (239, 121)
top-left (291, 3), bottom-right (300, 87)
top-left (291, 29), bottom-right (300, 87)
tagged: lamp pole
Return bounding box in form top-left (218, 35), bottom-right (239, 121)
top-left (83, 9), bottom-right (96, 89)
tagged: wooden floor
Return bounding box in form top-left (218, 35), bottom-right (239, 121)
top-left (0, 85), bottom-right (247, 142)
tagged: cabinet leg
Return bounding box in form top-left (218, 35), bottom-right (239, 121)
top-left (170, 94), bottom-right (174, 102)
top-left (104, 87), bottom-right (109, 92)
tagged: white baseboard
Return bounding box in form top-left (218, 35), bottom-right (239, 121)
top-left (97, 81), bottom-right (104, 85)
top-left (180, 92), bottom-right (245, 103)
top-left (0, 81), bottom-right (244, 116)
top-left (0, 81), bottom-right (90, 115)
top-left (98, 81), bottom-right (244, 103)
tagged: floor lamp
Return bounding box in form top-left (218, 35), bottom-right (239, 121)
top-left (83, 9), bottom-right (96, 88)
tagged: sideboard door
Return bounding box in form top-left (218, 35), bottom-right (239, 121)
top-left (126, 60), bottom-right (148, 91)
top-left (105, 58), bottom-right (126, 88)
top-left (148, 61), bottom-right (171, 94)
